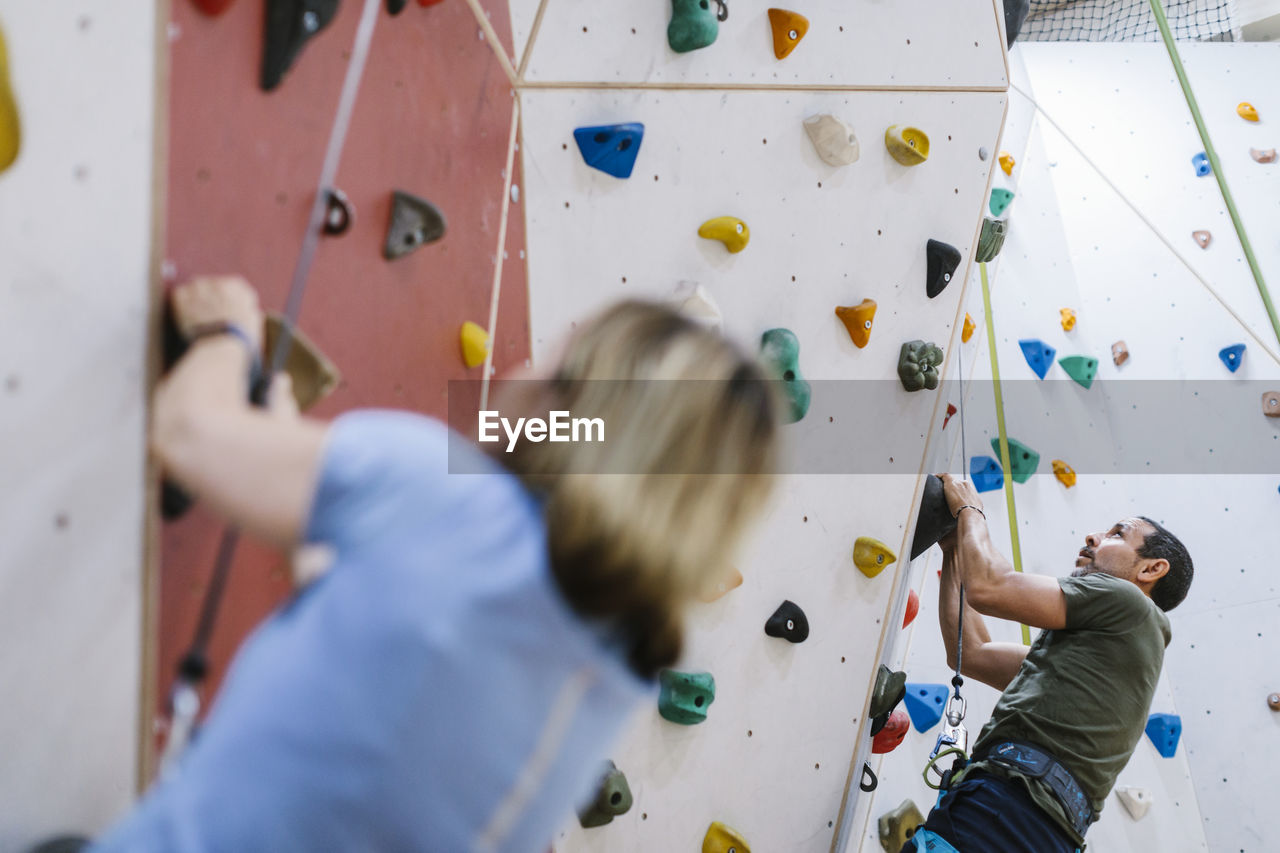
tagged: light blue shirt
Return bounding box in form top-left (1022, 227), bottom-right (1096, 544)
top-left (92, 411), bottom-right (653, 852)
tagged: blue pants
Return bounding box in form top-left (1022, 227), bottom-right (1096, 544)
top-left (901, 770), bottom-right (1080, 853)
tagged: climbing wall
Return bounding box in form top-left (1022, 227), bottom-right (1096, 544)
top-left (0, 1), bottom-right (154, 846)
top-left (509, 2), bottom-right (1011, 850)
top-left (861, 44), bottom-right (1280, 853)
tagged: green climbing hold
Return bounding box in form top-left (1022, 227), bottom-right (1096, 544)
top-left (577, 760), bottom-right (634, 828)
top-left (898, 340), bottom-right (944, 392)
top-left (989, 188), bottom-right (1015, 217)
top-left (668, 0), bottom-right (720, 53)
top-left (869, 664), bottom-right (907, 728)
top-left (975, 217), bottom-right (1007, 263)
top-left (990, 437), bottom-right (1039, 483)
top-left (658, 669), bottom-right (715, 724)
top-left (1058, 355), bottom-right (1098, 389)
top-left (760, 328), bottom-right (811, 423)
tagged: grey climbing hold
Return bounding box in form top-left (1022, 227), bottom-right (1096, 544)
top-left (384, 191), bottom-right (446, 260)
top-left (577, 760), bottom-right (634, 828)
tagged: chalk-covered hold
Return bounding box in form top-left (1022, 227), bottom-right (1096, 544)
top-left (926, 239), bottom-right (962, 299)
top-left (904, 683), bottom-right (949, 732)
top-left (698, 216), bottom-right (750, 253)
top-left (835, 299), bottom-right (877, 348)
top-left (885, 125), bottom-right (930, 166)
top-left (1019, 338), bottom-right (1056, 379)
top-left (1116, 786), bottom-right (1152, 821)
top-left (573, 123), bottom-right (644, 179)
top-left (853, 537), bottom-right (898, 579)
top-left (1144, 713), bottom-right (1182, 758)
top-left (804, 114), bottom-right (860, 166)
top-left (658, 670), bottom-right (715, 725)
top-left (759, 328), bottom-right (811, 423)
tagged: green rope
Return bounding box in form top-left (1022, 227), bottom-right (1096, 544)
top-left (979, 261), bottom-right (1031, 646)
top-left (1147, 0), bottom-right (1280, 349)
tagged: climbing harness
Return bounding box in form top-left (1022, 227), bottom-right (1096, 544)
top-left (157, 0), bottom-right (383, 777)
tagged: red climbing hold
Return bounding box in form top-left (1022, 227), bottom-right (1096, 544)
top-left (942, 403), bottom-right (957, 429)
top-left (903, 589), bottom-right (920, 628)
top-left (871, 710), bottom-right (909, 754)
top-left (192, 0), bottom-right (237, 15)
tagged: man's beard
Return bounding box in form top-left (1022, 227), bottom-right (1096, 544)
top-left (1070, 563), bottom-right (1094, 578)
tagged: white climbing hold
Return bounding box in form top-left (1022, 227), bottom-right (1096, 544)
top-left (1117, 786), bottom-right (1152, 820)
top-left (672, 281), bottom-right (723, 331)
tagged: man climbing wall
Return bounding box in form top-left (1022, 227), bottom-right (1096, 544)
top-left (905, 473), bottom-right (1194, 852)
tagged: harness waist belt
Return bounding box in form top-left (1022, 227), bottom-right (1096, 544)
top-left (977, 740), bottom-right (1095, 839)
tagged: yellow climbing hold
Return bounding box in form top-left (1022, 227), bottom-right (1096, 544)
top-left (885, 125), bottom-right (929, 166)
top-left (998, 151), bottom-right (1015, 176)
top-left (698, 216), bottom-right (750, 253)
top-left (835, 299), bottom-right (877, 348)
top-left (1052, 460), bottom-right (1076, 488)
top-left (1237, 102), bottom-right (1259, 122)
top-left (767, 8), bottom-right (809, 60)
top-left (853, 536), bottom-right (898, 578)
top-left (1060, 307), bottom-right (1077, 332)
top-left (702, 820), bottom-right (751, 853)
top-left (962, 312), bottom-right (976, 343)
top-left (878, 799), bottom-right (925, 853)
top-left (0, 22), bottom-right (20, 173)
top-left (460, 321), bottom-right (489, 368)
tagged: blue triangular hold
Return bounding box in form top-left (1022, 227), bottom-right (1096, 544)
top-left (1144, 713), bottom-right (1181, 758)
top-left (1218, 343), bottom-right (1245, 373)
top-left (1019, 339), bottom-right (1056, 380)
top-left (573, 123), bottom-right (644, 179)
top-left (970, 456), bottom-right (1004, 493)
top-left (903, 683), bottom-right (949, 733)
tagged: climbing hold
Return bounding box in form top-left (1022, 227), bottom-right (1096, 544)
top-left (1218, 343), bottom-right (1246, 373)
top-left (674, 282), bottom-right (723, 331)
top-left (835, 299), bottom-right (877, 348)
top-left (911, 474), bottom-right (957, 560)
top-left (1237, 101), bottom-right (1259, 121)
top-left (970, 456), bottom-right (1003, 492)
top-left (764, 600), bottom-right (809, 643)
top-left (975, 217), bottom-right (1007, 263)
top-left (1191, 152), bottom-right (1211, 177)
top-left (1059, 307), bottom-right (1076, 332)
top-left (903, 683), bottom-right (948, 732)
top-left (261, 0), bottom-right (340, 92)
top-left (698, 216), bottom-right (750, 253)
top-left (885, 125), bottom-right (930, 166)
top-left (193, 0), bottom-right (238, 16)
top-left (903, 588), bottom-right (920, 628)
top-left (1117, 787), bottom-right (1152, 820)
top-left (767, 8), bottom-right (809, 60)
top-left (1058, 355), bottom-right (1098, 389)
top-left (989, 188), bottom-right (1015, 217)
top-left (0, 22), bottom-right (20, 174)
top-left (702, 821), bottom-right (750, 853)
top-left (869, 664), bottom-right (907, 725)
top-left (384, 191), bottom-right (446, 260)
top-left (1052, 460), bottom-right (1076, 488)
top-left (1262, 391), bottom-right (1280, 418)
top-left (322, 188), bottom-right (354, 236)
top-left (573, 123), bottom-right (644, 179)
top-left (925, 239), bottom-right (962, 299)
top-left (759, 328), bottom-right (810, 423)
top-left (699, 566), bottom-right (743, 602)
top-left (386, 0), bottom-right (408, 14)
top-left (962, 313), bottom-right (976, 343)
top-left (871, 710), bottom-right (910, 755)
top-left (803, 114), bottom-right (860, 167)
top-left (978, 147), bottom-right (989, 161)
top-left (1110, 341), bottom-right (1129, 367)
top-left (263, 313), bottom-right (340, 411)
top-left (1144, 713), bottom-right (1181, 758)
top-left (1018, 339), bottom-right (1056, 380)
top-left (668, 0), bottom-right (722, 53)
top-left (877, 799), bottom-right (925, 853)
top-left (853, 537), bottom-right (898, 579)
top-left (998, 150), bottom-right (1015, 176)
top-left (1251, 147), bottom-right (1278, 163)
top-left (658, 670), bottom-right (715, 725)
top-left (460, 321), bottom-right (489, 369)
top-left (1192, 229), bottom-right (1212, 249)
top-left (898, 340), bottom-right (944, 392)
top-left (578, 760), bottom-right (634, 828)
top-left (943, 403), bottom-right (957, 429)
top-left (990, 437), bottom-right (1039, 483)
top-left (1268, 692), bottom-right (1280, 711)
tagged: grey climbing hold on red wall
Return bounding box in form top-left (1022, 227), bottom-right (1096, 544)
top-left (384, 191), bottom-right (446, 260)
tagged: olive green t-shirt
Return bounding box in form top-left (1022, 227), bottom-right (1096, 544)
top-left (961, 572), bottom-right (1171, 847)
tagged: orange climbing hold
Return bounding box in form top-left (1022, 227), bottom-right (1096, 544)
top-left (1060, 308), bottom-right (1077, 332)
top-left (1237, 102), bottom-right (1259, 122)
top-left (767, 8), bottom-right (809, 60)
top-left (835, 299), bottom-right (877, 348)
top-left (699, 566), bottom-right (744, 602)
top-left (1052, 460), bottom-right (1076, 488)
top-left (962, 313), bottom-right (976, 343)
top-left (998, 151), bottom-right (1015, 176)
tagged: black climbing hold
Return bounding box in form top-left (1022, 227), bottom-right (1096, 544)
top-left (578, 760), bottom-right (634, 828)
top-left (925, 239), bottom-right (962, 299)
top-left (323, 187), bottom-right (354, 236)
top-left (384, 190), bottom-right (446, 260)
top-left (764, 600), bottom-right (809, 643)
top-left (860, 762), bottom-right (878, 792)
top-left (910, 474), bottom-right (957, 560)
top-left (386, 0), bottom-right (407, 14)
top-left (261, 0), bottom-right (340, 92)
top-left (24, 838), bottom-right (91, 853)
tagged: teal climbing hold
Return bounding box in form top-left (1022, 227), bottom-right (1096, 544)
top-left (989, 188), bottom-right (1014, 217)
top-left (1019, 339), bottom-right (1056, 380)
top-left (1058, 355), bottom-right (1098, 389)
top-left (760, 328), bottom-right (811, 423)
top-left (1144, 713), bottom-right (1181, 758)
top-left (1219, 343), bottom-right (1245, 373)
top-left (990, 437), bottom-right (1039, 483)
top-left (667, 0), bottom-right (721, 53)
top-left (658, 669), bottom-right (715, 725)
top-left (573, 123), bottom-right (644, 179)
top-left (898, 340), bottom-right (944, 392)
top-left (903, 683), bottom-right (949, 732)
top-left (970, 456), bottom-right (1003, 492)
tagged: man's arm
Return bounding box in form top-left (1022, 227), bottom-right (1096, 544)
top-left (938, 542), bottom-right (1030, 691)
top-left (939, 473), bottom-right (1068, 631)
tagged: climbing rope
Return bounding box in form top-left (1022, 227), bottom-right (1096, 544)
top-left (158, 0), bottom-right (384, 778)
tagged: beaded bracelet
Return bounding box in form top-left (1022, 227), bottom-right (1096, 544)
top-left (954, 504), bottom-right (986, 520)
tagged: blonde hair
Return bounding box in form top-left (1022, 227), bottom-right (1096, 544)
top-left (495, 301), bottom-right (779, 678)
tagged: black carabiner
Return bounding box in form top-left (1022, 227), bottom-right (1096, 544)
top-left (860, 762), bottom-right (878, 792)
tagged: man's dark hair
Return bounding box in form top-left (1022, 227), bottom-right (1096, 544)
top-left (1137, 516), bottom-right (1193, 612)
